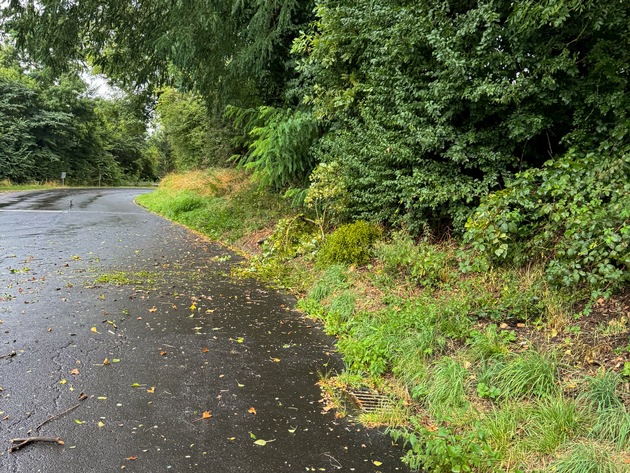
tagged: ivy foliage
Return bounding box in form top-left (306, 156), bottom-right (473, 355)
top-left (466, 145), bottom-right (630, 292)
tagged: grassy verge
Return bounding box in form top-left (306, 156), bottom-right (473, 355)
top-left (140, 169), bottom-right (630, 472)
top-left (0, 180), bottom-right (63, 192)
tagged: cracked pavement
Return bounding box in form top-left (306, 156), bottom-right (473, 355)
top-left (0, 188), bottom-right (409, 472)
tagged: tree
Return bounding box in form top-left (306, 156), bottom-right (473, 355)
top-left (3, 0), bottom-right (315, 109)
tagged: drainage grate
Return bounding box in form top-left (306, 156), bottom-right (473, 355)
top-left (344, 389), bottom-right (392, 412)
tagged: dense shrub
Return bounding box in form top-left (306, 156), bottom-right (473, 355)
top-left (465, 148), bottom-right (630, 292)
top-left (317, 221), bottom-right (382, 266)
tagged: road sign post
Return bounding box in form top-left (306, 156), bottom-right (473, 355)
top-left (61, 172), bottom-right (66, 186)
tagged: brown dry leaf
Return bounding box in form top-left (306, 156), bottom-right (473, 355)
top-left (147, 386), bottom-right (155, 394)
top-left (202, 347), bottom-right (209, 353)
top-left (70, 368), bottom-right (80, 375)
top-left (159, 351), bottom-right (167, 356)
top-left (201, 411), bottom-right (212, 419)
top-left (125, 456), bottom-right (137, 461)
top-left (103, 358), bottom-right (110, 365)
top-left (248, 407), bottom-right (257, 415)
top-left (148, 307), bottom-right (157, 313)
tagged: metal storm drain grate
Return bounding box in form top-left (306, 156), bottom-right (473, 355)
top-left (344, 389), bottom-right (392, 412)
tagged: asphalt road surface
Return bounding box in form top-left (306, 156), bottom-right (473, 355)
top-left (0, 188), bottom-right (410, 473)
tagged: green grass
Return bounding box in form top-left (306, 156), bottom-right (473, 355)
top-left (579, 370), bottom-right (624, 412)
top-left (552, 442), bottom-right (625, 473)
top-left (425, 357), bottom-right (469, 421)
top-left (94, 271), bottom-right (158, 286)
top-left (524, 396), bottom-right (585, 454)
top-left (494, 351), bottom-right (560, 400)
top-left (136, 170), bottom-right (289, 244)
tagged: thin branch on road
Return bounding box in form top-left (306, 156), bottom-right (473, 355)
top-left (32, 393), bottom-right (87, 432)
top-left (9, 437), bottom-right (64, 452)
top-left (0, 351), bottom-right (16, 360)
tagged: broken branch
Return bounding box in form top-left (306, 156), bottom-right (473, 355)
top-left (33, 399), bottom-right (84, 432)
top-left (0, 351), bottom-right (16, 360)
top-left (9, 437), bottom-right (64, 452)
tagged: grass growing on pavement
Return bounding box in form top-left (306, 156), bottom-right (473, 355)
top-left (141, 169), bottom-right (630, 472)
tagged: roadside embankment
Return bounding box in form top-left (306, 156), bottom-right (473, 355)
top-left (138, 169), bottom-right (630, 472)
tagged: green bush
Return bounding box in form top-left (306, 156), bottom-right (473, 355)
top-left (375, 233), bottom-right (457, 287)
top-left (465, 150), bottom-right (630, 294)
top-left (390, 420), bottom-right (498, 473)
top-left (317, 221), bottom-right (382, 266)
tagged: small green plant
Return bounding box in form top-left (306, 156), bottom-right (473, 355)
top-left (477, 382), bottom-right (501, 400)
top-left (390, 420), bottom-right (498, 472)
top-left (317, 221), bottom-right (382, 266)
top-left (374, 234), bottom-right (456, 287)
top-left (304, 161), bottom-right (349, 237)
top-left (261, 215), bottom-right (320, 260)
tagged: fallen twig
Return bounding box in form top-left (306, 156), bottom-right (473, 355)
top-left (0, 351), bottom-right (16, 360)
top-left (33, 402), bottom-right (82, 432)
top-left (9, 436), bottom-right (64, 452)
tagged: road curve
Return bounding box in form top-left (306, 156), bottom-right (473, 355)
top-left (0, 189), bottom-right (408, 472)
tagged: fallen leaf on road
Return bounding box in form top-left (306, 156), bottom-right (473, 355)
top-left (60, 379), bottom-right (67, 385)
top-left (103, 358), bottom-right (110, 365)
top-left (272, 358), bottom-right (281, 363)
top-left (159, 351), bottom-right (167, 356)
top-left (125, 456), bottom-right (137, 461)
top-left (202, 347), bottom-right (209, 353)
top-left (192, 411), bottom-right (212, 422)
top-left (70, 369), bottom-right (80, 375)
top-left (373, 461), bottom-right (383, 466)
top-left (147, 387), bottom-right (155, 394)
top-left (248, 407), bottom-right (257, 415)
top-left (148, 307), bottom-right (157, 313)
top-left (253, 439), bottom-right (274, 446)
top-left (90, 327), bottom-right (100, 334)
top-left (74, 419), bottom-right (85, 425)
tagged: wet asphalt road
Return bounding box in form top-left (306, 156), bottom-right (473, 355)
top-left (0, 189), bottom-right (409, 473)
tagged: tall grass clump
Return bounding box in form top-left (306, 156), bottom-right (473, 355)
top-left (494, 351), bottom-right (559, 399)
top-left (424, 357), bottom-right (469, 420)
top-left (552, 442), bottom-right (624, 473)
